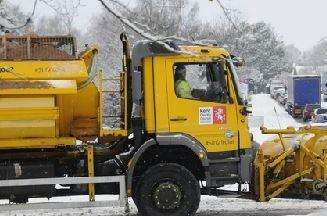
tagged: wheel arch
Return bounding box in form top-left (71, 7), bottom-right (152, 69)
top-left (126, 133), bottom-right (209, 196)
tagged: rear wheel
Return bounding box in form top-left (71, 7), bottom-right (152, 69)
top-left (133, 163), bottom-right (200, 216)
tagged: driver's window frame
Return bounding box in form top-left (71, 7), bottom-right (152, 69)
top-left (172, 62), bottom-right (230, 103)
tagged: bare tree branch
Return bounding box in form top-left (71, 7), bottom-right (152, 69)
top-left (0, 0), bottom-right (37, 31)
top-left (97, 0), bottom-right (199, 55)
top-left (215, 0), bottom-right (239, 32)
top-left (39, 0), bottom-right (83, 33)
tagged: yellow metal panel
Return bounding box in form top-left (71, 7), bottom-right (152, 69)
top-left (0, 97), bottom-right (55, 108)
top-left (74, 83), bottom-right (99, 117)
top-left (226, 70), bottom-right (252, 150)
top-left (0, 96), bottom-right (58, 139)
top-left (153, 57), bottom-right (170, 132)
top-left (0, 120), bottom-right (56, 138)
top-left (0, 108), bottom-right (58, 120)
top-left (101, 129), bottom-right (128, 137)
top-left (57, 95), bottom-right (75, 136)
top-left (55, 83), bottom-right (99, 138)
top-left (0, 120), bottom-right (55, 128)
top-left (143, 57), bottom-right (155, 133)
top-left (0, 80), bottom-right (77, 95)
top-left (179, 46), bottom-right (229, 57)
top-left (0, 60), bottom-right (88, 81)
top-left (0, 137), bottom-right (76, 149)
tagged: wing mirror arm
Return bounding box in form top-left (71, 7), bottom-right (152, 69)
top-left (241, 106), bottom-right (252, 116)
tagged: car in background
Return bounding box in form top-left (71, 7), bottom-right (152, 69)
top-left (311, 108), bottom-right (327, 121)
top-left (303, 104), bottom-right (321, 122)
top-left (310, 113), bottom-right (327, 126)
top-left (270, 86), bottom-right (285, 98)
top-left (278, 92), bottom-right (288, 106)
top-left (273, 88), bottom-right (285, 100)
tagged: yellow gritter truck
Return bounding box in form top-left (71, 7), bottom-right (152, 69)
top-left (0, 34), bottom-right (327, 216)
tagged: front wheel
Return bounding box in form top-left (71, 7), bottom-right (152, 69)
top-left (133, 163), bottom-right (200, 216)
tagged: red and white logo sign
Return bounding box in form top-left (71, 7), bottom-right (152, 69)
top-left (199, 106), bottom-right (227, 125)
top-left (213, 106), bottom-right (226, 124)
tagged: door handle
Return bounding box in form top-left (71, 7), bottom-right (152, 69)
top-left (170, 116), bottom-right (188, 122)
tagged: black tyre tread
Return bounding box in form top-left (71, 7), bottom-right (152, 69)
top-left (133, 163), bottom-right (200, 216)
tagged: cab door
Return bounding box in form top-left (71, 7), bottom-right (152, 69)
top-left (166, 58), bottom-right (239, 153)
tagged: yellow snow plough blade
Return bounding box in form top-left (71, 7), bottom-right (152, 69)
top-left (254, 126), bottom-right (327, 201)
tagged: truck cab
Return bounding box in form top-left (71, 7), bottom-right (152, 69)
top-left (127, 41), bottom-right (254, 215)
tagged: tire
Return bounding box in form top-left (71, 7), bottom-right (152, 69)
top-left (133, 163), bottom-right (200, 216)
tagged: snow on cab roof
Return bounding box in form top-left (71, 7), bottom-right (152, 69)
top-left (132, 40), bottom-right (229, 68)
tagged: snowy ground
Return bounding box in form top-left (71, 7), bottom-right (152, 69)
top-left (1, 196), bottom-right (327, 216)
top-left (1, 94), bottom-right (327, 216)
top-left (249, 94), bottom-right (304, 144)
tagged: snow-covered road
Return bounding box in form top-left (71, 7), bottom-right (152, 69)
top-left (1, 94), bottom-right (327, 216)
top-left (250, 94), bottom-right (304, 144)
top-left (2, 196), bottom-right (326, 216)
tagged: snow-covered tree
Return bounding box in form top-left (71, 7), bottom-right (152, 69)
top-left (210, 21), bottom-right (291, 81)
top-left (285, 44), bottom-right (302, 66)
top-left (34, 0), bottom-right (83, 52)
top-left (86, 10), bottom-right (126, 76)
top-left (35, 15), bottom-right (68, 35)
top-left (0, 0), bottom-right (32, 34)
top-left (132, 0), bottom-right (202, 38)
top-left (304, 37), bottom-right (327, 67)
top-left (39, 0), bottom-right (82, 34)
top-left (88, 0), bottom-right (204, 77)
top-left (132, 0), bottom-right (184, 36)
top-left (180, 2), bottom-right (202, 40)
top-left (34, 14), bottom-right (82, 46)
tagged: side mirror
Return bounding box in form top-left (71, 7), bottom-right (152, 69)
top-left (240, 106), bottom-right (252, 116)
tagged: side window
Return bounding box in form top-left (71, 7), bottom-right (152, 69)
top-left (173, 62), bottom-right (229, 103)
